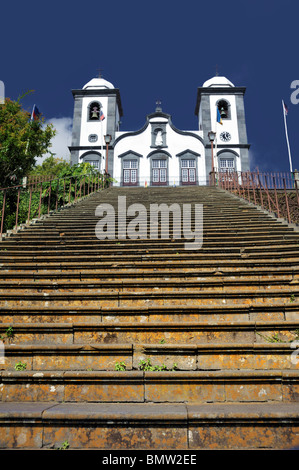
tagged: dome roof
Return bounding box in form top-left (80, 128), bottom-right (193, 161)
top-left (202, 76), bottom-right (234, 88)
top-left (83, 77), bottom-right (115, 90)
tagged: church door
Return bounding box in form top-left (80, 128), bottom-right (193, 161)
top-left (152, 159), bottom-right (167, 185)
top-left (123, 160), bottom-right (138, 186)
top-left (181, 159), bottom-right (196, 185)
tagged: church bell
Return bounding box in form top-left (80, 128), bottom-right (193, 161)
top-left (91, 109), bottom-right (99, 119)
top-left (220, 107), bottom-right (227, 118)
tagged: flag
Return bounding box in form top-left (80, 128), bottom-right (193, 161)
top-left (217, 108), bottom-right (223, 125)
top-left (31, 104), bottom-right (41, 121)
top-left (283, 100), bottom-right (288, 116)
top-left (100, 109), bottom-right (105, 121)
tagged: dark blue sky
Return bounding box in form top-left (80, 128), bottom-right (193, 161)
top-left (1, 0), bottom-right (298, 172)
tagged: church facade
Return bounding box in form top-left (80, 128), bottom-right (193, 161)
top-left (69, 75), bottom-right (250, 186)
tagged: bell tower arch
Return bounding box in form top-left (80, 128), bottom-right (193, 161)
top-left (195, 76), bottom-right (250, 182)
top-left (69, 75), bottom-right (123, 177)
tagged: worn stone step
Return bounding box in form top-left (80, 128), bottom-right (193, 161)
top-left (2, 236), bottom-right (299, 247)
top-left (1, 343), bottom-right (132, 371)
top-left (1, 263), bottom-right (299, 279)
top-left (0, 402), bottom-right (298, 449)
top-left (1, 244), bottom-right (299, 259)
top-left (0, 268), bottom-right (298, 281)
top-left (1, 320), bottom-right (297, 345)
top-left (2, 303), bottom-right (298, 323)
top-left (1, 278), bottom-right (298, 295)
top-left (9, 228), bottom-right (298, 243)
top-left (1, 342), bottom-right (298, 371)
top-left (2, 238), bottom-right (299, 253)
top-left (1, 287), bottom-right (297, 309)
top-left (2, 249), bottom-right (298, 263)
top-left (1, 370), bottom-right (298, 404)
top-left (132, 343), bottom-right (299, 371)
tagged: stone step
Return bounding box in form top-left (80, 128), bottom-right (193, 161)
top-left (1, 244), bottom-right (299, 258)
top-left (1, 342), bottom-right (298, 371)
top-left (0, 268), bottom-right (298, 281)
top-left (1, 257), bottom-right (299, 273)
top-left (12, 227), bottom-right (296, 240)
top-left (1, 288), bottom-right (297, 309)
top-left (0, 185), bottom-right (298, 450)
top-left (10, 224), bottom-right (297, 236)
top-left (20, 222), bottom-right (288, 232)
top-left (2, 238), bottom-right (299, 251)
top-left (1, 277), bottom-right (298, 294)
top-left (0, 402), bottom-right (298, 449)
top-left (2, 303), bottom-right (298, 323)
top-left (1, 369), bottom-right (298, 404)
top-left (1, 320), bottom-right (297, 345)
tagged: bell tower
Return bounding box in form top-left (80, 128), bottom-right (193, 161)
top-left (69, 75), bottom-right (123, 176)
top-left (195, 76), bottom-right (250, 182)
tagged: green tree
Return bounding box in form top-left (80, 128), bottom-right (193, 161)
top-left (0, 94), bottom-right (55, 188)
top-left (29, 155), bottom-right (70, 178)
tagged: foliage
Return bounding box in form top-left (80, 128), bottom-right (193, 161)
top-left (58, 441), bottom-right (70, 450)
top-left (0, 326), bottom-right (14, 343)
top-left (138, 358), bottom-right (178, 371)
top-left (115, 361), bottom-right (127, 371)
top-left (14, 361), bottom-right (27, 371)
top-left (0, 93), bottom-right (56, 188)
top-left (29, 155), bottom-right (70, 178)
top-left (0, 162), bottom-right (113, 233)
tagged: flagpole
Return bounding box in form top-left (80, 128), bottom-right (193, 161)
top-left (30, 104), bottom-right (35, 122)
top-left (282, 100), bottom-right (293, 173)
top-left (100, 119), bottom-right (104, 174)
top-left (25, 104), bottom-right (35, 154)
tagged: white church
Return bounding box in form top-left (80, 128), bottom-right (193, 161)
top-left (69, 75), bottom-right (250, 186)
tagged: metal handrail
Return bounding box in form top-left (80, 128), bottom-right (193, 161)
top-left (210, 170), bottom-right (299, 225)
top-left (0, 172), bottom-right (109, 237)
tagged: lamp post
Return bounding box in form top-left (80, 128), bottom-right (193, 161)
top-left (208, 131), bottom-right (216, 185)
top-left (104, 134), bottom-right (112, 175)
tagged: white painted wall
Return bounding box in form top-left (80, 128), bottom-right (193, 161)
top-left (209, 95), bottom-right (239, 142)
top-left (80, 96), bottom-right (109, 149)
top-left (113, 118), bottom-right (205, 186)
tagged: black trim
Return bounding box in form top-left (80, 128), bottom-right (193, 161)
top-left (195, 86), bottom-right (246, 115)
top-left (205, 144), bottom-right (251, 149)
top-left (113, 111), bottom-right (204, 146)
top-left (71, 88), bottom-right (123, 117)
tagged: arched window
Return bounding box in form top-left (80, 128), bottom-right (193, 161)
top-left (80, 151), bottom-right (102, 169)
top-left (217, 150), bottom-right (238, 172)
top-left (119, 151), bottom-right (142, 186)
top-left (148, 151), bottom-right (171, 186)
top-left (88, 101), bottom-right (104, 121)
top-left (176, 150), bottom-right (200, 185)
top-left (217, 99), bottom-right (231, 120)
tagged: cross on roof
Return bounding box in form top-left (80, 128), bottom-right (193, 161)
top-left (155, 99), bottom-right (162, 111)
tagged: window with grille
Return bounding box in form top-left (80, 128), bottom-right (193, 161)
top-left (181, 159), bottom-right (196, 184)
top-left (86, 160), bottom-right (99, 169)
top-left (219, 158), bottom-right (235, 171)
top-left (152, 159), bottom-right (167, 185)
top-left (123, 160), bottom-right (138, 185)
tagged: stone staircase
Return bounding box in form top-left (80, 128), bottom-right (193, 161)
top-left (0, 185), bottom-right (298, 450)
